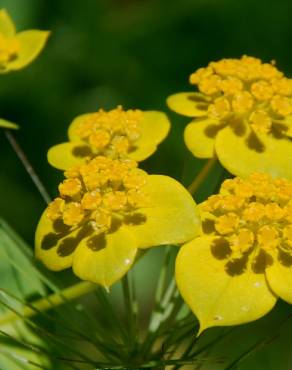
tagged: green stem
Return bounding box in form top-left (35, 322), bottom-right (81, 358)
top-left (122, 274), bottom-right (136, 351)
top-left (130, 272), bottom-right (139, 339)
top-left (5, 129), bottom-right (51, 204)
top-left (94, 287), bottom-right (128, 343)
top-left (141, 279), bottom-right (178, 357)
top-left (187, 157), bottom-right (217, 195)
top-left (0, 281), bottom-right (95, 326)
top-left (149, 278), bottom-right (176, 333)
top-left (148, 246), bottom-right (172, 330)
top-left (172, 336), bottom-right (197, 370)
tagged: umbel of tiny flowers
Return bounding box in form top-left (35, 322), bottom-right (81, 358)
top-left (167, 56), bottom-right (292, 179)
top-left (0, 9), bottom-right (50, 74)
top-left (176, 173), bottom-right (292, 334)
top-left (35, 156), bottom-right (201, 289)
top-left (47, 106), bottom-right (170, 170)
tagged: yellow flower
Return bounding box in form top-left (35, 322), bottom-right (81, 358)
top-left (176, 173), bottom-right (292, 333)
top-left (167, 56), bottom-right (292, 179)
top-left (0, 117), bottom-right (18, 129)
top-left (47, 106), bottom-right (170, 170)
top-left (0, 9), bottom-right (49, 73)
top-left (35, 156), bottom-right (200, 288)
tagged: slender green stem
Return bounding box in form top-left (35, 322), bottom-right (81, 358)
top-left (187, 157), bottom-right (217, 195)
top-left (141, 279), bottom-right (179, 357)
top-left (94, 287), bottom-right (128, 343)
top-left (5, 129), bottom-right (51, 204)
top-left (149, 278), bottom-right (176, 333)
top-left (224, 313), bottom-right (292, 370)
top-left (122, 274), bottom-right (136, 351)
top-left (0, 281), bottom-right (96, 326)
top-left (172, 336), bottom-right (197, 370)
top-left (148, 246), bottom-right (172, 330)
top-left (88, 357), bottom-right (217, 369)
top-left (130, 271), bottom-right (139, 338)
top-left (189, 328), bottom-right (234, 361)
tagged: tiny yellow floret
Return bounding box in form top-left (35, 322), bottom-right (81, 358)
top-left (271, 95), bottom-right (292, 116)
top-left (215, 213), bottom-right (239, 235)
top-left (46, 198), bottom-right (64, 221)
top-left (59, 178), bottom-right (82, 197)
top-left (63, 203), bottom-right (84, 226)
top-left (231, 91), bottom-right (254, 114)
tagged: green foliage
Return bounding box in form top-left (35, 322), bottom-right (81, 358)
top-left (0, 218), bottom-right (49, 369)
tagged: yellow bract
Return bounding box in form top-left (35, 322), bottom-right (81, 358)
top-left (35, 156), bottom-right (200, 288)
top-left (0, 9), bottom-right (49, 73)
top-left (47, 107), bottom-right (171, 170)
top-left (0, 118), bottom-right (19, 129)
top-left (176, 173), bottom-right (292, 333)
top-left (167, 56), bottom-right (292, 179)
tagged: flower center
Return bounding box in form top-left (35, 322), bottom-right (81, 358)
top-left (189, 56), bottom-right (292, 135)
top-left (72, 106), bottom-right (143, 158)
top-left (201, 173), bottom-right (292, 262)
top-left (0, 34), bottom-right (19, 66)
top-left (46, 156), bottom-right (148, 233)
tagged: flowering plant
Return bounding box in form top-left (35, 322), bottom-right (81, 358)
top-left (1, 6), bottom-right (292, 370)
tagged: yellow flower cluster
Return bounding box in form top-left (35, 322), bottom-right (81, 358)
top-left (47, 108), bottom-right (170, 170)
top-left (36, 116), bottom-right (199, 287)
top-left (23, 26), bottom-right (291, 336)
top-left (167, 56), bottom-right (292, 180)
top-left (176, 173), bottom-right (292, 333)
top-left (46, 156), bottom-right (148, 231)
top-left (190, 56), bottom-right (292, 133)
top-left (201, 173), bottom-right (292, 257)
top-left (36, 155), bottom-right (199, 286)
top-left (71, 106), bottom-right (143, 157)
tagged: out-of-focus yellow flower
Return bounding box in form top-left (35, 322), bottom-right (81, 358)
top-left (35, 156), bottom-right (200, 288)
top-left (176, 173), bottom-right (292, 333)
top-left (0, 118), bottom-right (18, 129)
top-left (0, 9), bottom-right (49, 73)
top-left (167, 56), bottom-right (292, 179)
top-left (47, 106), bottom-right (170, 170)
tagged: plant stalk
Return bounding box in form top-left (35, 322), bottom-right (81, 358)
top-left (0, 281), bottom-right (96, 327)
top-left (187, 157), bottom-right (217, 195)
top-left (122, 274), bottom-right (136, 351)
top-left (5, 129), bottom-right (51, 204)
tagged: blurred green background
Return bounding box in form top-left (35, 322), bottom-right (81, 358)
top-left (1, 0), bottom-right (292, 369)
